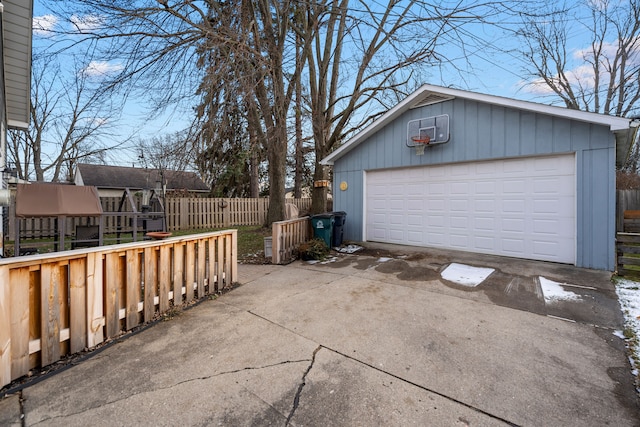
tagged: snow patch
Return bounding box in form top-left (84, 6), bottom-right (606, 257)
top-left (335, 245), bottom-right (363, 254)
top-left (539, 277), bottom-right (582, 303)
top-left (440, 263), bottom-right (494, 287)
top-left (377, 257), bottom-right (392, 263)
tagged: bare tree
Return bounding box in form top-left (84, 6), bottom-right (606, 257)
top-left (7, 50), bottom-right (123, 182)
top-left (56, 0), bottom-right (310, 225)
top-left (136, 130), bottom-right (195, 173)
top-left (56, 0), bottom-right (539, 220)
top-left (516, 0), bottom-right (640, 117)
top-left (301, 0), bottom-right (533, 212)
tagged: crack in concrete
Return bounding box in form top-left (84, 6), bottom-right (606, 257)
top-left (27, 358), bottom-right (311, 426)
top-left (286, 345), bottom-right (322, 426)
top-left (19, 391), bottom-right (26, 427)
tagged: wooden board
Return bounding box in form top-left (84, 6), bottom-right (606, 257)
top-left (185, 242), bottom-right (195, 302)
top-left (208, 239), bottom-right (217, 293)
top-left (126, 249), bottom-right (140, 330)
top-left (86, 252), bottom-right (104, 348)
top-left (197, 239), bottom-right (206, 297)
top-left (40, 263), bottom-right (61, 366)
top-left (173, 243), bottom-right (184, 305)
top-left (144, 247), bottom-right (157, 322)
top-left (9, 267), bottom-right (29, 380)
top-left (225, 235), bottom-right (232, 286)
top-left (624, 210), bottom-right (640, 219)
top-left (217, 236), bottom-right (224, 289)
top-left (69, 259), bottom-right (87, 354)
top-left (0, 266), bottom-right (11, 387)
top-left (159, 245), bottom-right (171, 312)
top-left (230, 230), bottom-right (238, 284)
top-left (105, 253), bottom-right (120, 339)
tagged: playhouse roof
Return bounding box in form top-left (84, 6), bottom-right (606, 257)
top-left (15, 183), bottom-right (103, 217)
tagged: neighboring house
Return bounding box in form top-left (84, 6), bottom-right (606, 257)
top-left (321, 84), bottom-right (638, 271)
top-left (74, 163), bottom-right (210, 198)
top-left (0, 2), bottom-right (34, 255)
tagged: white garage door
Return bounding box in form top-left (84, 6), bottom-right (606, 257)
top-left (366, 154), bottom-right (576, 263)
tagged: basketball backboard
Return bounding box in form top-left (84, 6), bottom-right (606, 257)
top-left (406, 114), bottom-right (450, 148)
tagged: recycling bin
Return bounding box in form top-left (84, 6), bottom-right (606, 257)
top-left (332, 211), bottom-right (347, 247)
top-left (311, 213), bottom-right (334, 248)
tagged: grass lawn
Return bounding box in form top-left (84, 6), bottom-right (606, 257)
top-left (3, 225), bottom-right (272, 262)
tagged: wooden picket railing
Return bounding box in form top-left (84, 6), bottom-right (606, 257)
top-left (0, 230), bottom-right (237, 389)
top-left (271, 217), bottom-right (312, 264)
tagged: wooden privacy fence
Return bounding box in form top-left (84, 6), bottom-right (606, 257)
top-left (0, 230), bottom-right (237, 389)
top-left (271, 217), bottom-right (312, 264)
top-left (165, 197), bottom-right (312, 230)
top-left (9, 197), bottom-right (313, 240)
top-left (616, 232), bottom-right (640, 278)
top-left (617, 190), bottom-right (640, 231)
top-left (617, 210), bottom-right (640, 278)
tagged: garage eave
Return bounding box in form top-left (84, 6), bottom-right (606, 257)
top-left (321, 84), bottom-right (632, 166)
top-left (3, 1), bottom-right (34, 129)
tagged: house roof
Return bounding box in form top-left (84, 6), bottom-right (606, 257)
top-left (2, 1), bottom-right (34, 129)
top-left (320, 84), bottom-right (634, 166)
top-left (75, 163), bottom-right (210, 192)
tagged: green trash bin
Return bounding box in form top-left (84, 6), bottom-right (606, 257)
top-left (311, 213), bottom-right (334, 248)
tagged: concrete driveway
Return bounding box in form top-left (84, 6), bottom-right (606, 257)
top-left (1, 244), bottom-right (639, 426)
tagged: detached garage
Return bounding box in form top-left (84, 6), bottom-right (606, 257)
top-left (321, 84), bottom-right (635, 271)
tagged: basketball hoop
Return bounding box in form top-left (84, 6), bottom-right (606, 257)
top-left (411, 135), bottom-right (430, 156)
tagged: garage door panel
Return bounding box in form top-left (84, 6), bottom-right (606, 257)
top-left (407, 231), bottom-right (423, 243)
top-left (503, 199), bottom-right (526, 213)
top-left (475, 181), bottom-right (496, 194)
top-left (474, 235), bottom-right (496, 250)
top-left (475, 199), bottom-right (496, 213)
top-left (450, 234), bottom-right (469, 247)
top-left (389, 229), bottom-right (404, 241)
top-left (503, 179), bottom-right (527, 193)
top-left (428, 215), bottom-right (445, 227)
top-left (502, 218), bottom-right (525, 232)
top-left (450, 199), bottom-right (469, 212)
top-left (475, 216), bottom-right (495, 231)
top-left (366, 154), bottom-right (576, 264)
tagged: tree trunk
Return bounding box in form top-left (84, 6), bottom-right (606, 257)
top-left (265, 126), bottom-right (287, 226)
top-left (249, 126), bottom-right (260, 198)
top-left (311, 138), bottom-right (329, 214)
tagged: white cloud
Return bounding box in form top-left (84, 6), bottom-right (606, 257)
top-left (33, 14), bottom-right (58, 36)
top-left (70, 14), bottom-right (103, 33)
top-left (519, 78), bottom-right (556, 95)
top-left (82, 61), bottom-right (124, 77)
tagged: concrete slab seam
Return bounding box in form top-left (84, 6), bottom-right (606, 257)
top-left (322, 345), bottom-right (521, 427)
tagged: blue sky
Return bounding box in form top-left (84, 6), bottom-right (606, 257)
top-left (29, 0), bottom-right (618, 170)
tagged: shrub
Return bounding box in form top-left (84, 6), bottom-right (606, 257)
top-left (297, 238), bottom-right (330, 260)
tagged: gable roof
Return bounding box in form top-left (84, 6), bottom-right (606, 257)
top-left (75, 163), bottom-right (210, 192)
top-left (2, 1), bottom-right (34, 129)
top-left (320, 84), bottom-right (634, 166)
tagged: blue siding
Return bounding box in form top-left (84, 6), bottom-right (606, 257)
top-left (332, 97), bottom-right (617, 270)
